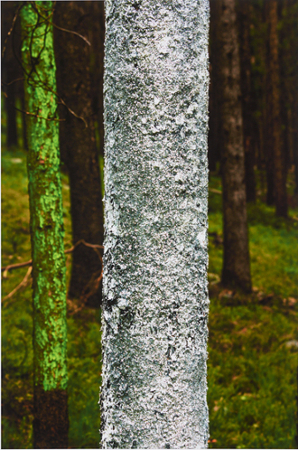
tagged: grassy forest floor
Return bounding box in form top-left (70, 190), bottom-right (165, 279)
top-left (2, 141), bottom-right (298, 447)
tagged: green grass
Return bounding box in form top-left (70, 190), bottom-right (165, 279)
top-left (208, 174), bottom-right (298, 449)
top-left (1, 148), bottom-right (102, 449)
top-left (2, 141), bottom-right (298, 447)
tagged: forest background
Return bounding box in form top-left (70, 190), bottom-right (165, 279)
top-left (1, 0), bottom-right (298, 448)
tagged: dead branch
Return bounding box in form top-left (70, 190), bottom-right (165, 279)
top-left (14, 106), bottom-right (65, 122)
top-left (53, 23), bottom-right (91, 46)
top-left (2, 240), bottom-right (104, 308)
top-left (2, 4), bottom-right (22, 60)
top-left (209, 188), bottom-right (222, 195)
top-left (2, 240), bottom-right (104, 273)
top-left (2, 266), bottom-right (32, 304)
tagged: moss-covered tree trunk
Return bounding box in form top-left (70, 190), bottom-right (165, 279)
top-left (21, 2), bottom-right (68, 448)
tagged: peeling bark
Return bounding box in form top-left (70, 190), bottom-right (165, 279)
top-left (101, 1), bottom-right (210, 448)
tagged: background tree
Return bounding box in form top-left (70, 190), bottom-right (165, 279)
top-left (209, 0), bottom-right (221, 173)
top-left (216, 0), bottom-right (251, 292)
top-left (238, 0), bottom-right (256, 203)
top-left (101, 0), bottom-right (210, 447)
top-left (1, 1), bottom-right (25, 150)
top-left (54, 1), bottom-right (104, 307)
top-left (265, 0), bottom-right (288, 217)
top-left (21, 2), bottom-right (68, 447)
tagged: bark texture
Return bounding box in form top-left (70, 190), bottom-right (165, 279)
top-left (21, 2), bottom-right (68, 447)
top-left (101, 1), bottom-right (210, 448)
top-left (265, 0), bottom-right (288, 216)
top-left (54, 1), bottom-right (104, 307)
top-left (218, 0), bottom-right (251, 292)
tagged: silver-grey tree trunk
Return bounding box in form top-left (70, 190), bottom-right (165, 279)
top-left (101, 1), bottom-right (210, 448)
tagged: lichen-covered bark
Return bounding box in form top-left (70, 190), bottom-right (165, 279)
top-left (101, 1), bottom-right (210, 448)
top-left (21, 2), bottom-right (68, 447)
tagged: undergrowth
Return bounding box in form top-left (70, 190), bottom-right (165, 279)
top-left (1, 148), bottom-right (298, 447)
top-left (208, 175), bottom-right (298, 449)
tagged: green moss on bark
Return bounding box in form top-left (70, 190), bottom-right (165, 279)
top-left (21, 1), bottom-right (67, 391)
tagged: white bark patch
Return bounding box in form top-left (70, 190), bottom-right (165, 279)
top-left (101, 0), bottom-right (210, 448)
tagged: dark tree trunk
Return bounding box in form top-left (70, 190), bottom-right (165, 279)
top-left (54, 1), bottom-right (104, 307)
top-left (294, 8), bottom-right (298, 196)
top-left (218, 0), bottom-right (251, 293)
top-left (90, 1), bottom-right (105, 164)
top-left (2, 1), bottom-right (19, 149)
top-left (209, 0), bottom-right (221, 173)
top-left (265, 0), bottom-right (288, 217)
top-left (238, 0), bottom-right (256, 203)
top-left (33, 387), bottom-right (68, 449)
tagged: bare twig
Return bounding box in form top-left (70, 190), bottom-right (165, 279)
top-left (14, 106), bottom-right (65, 122)
top-left (2, 240), bottom-right (104, 273)
top-left (2, 77), bottom-right (24, 87)
top-left (2, 266), bottom-right (32, 303)
top-left (32, 2), bottom-right (91, 46)
top-left (2, 4), bottom-right (22, 59)
top-left (58, 96), bottom-right (88, 128)
top-left (53, 23), bottom-right (91, 46)
top-left (209, 188), bottom-right (222, 195)
top-left (2, 241), bottom-right (104, 309)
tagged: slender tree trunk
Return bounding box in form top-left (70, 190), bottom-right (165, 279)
top-left (101, 0), bottom-right (210, 447)
top-left (90, 1), bottom-right (105, 164)
top-left (21, 3), bottom-right (68, 448)
top-left (218, 0), bottom-right (251, 293)
top-left (238, 0), bottom-right (256, 203)
top-left (265, 0), bottom-right (288, 217)
top-left (209, 0), bottom-right (221, 173)
top-left (54, 1), bottom-right (104, 307)
top-left (2, 1), bottom-right (19, 149)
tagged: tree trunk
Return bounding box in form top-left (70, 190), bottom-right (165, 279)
top-left (101, 0), bottom-right (210, 447)
top-left (54, 1), bottom-right (104, 308)
top-left (265, 0), bottom-right (288, 217)
top-left (90, 1), bottom-right (105, 163)
top-left (238, 0), bottom-right (256, 203)
top-left (218, 0), bottom-right (251, 293)
top-left (209, 0), bottom-right (222, 173)
top-left (21, 2), bottom-right (68, 448)
top-left (2, 1), bottom-right (19, 149)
